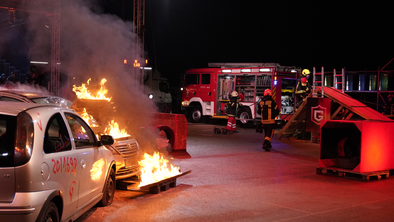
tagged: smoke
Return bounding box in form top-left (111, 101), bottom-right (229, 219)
top-left (25, 0), bottom-right (162, 154)
top-left (0, 83), bottom-right (51, 94)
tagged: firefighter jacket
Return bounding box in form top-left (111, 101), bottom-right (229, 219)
top-left (226, 96), bottom-right (239, 117)
top-left (258, 96), bottom-right (279, 124)
top-left (295, 76), bottom-right (311, 98)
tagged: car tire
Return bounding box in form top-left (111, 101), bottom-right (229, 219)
top-left (98, 168), bottom-right (116, 207)
top-left (37, 202), bottom-right (59, 222)
top-left (238, 108), bottom-right (253, 128)
top-left (190, 106), bottom-right (202, 123)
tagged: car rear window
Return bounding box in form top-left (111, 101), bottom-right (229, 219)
top-left (31, 97), bottom-right (73, 108)
top-left (0, 115), bottom-right (16, 167)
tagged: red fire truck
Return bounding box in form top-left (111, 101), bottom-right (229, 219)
top-left (181, 63), bottom-right (302, 127)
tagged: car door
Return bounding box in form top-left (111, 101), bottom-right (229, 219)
top-left (43, 113), bottom-right (79, 218)
top-left (64, 112), bottom-right (107, 208)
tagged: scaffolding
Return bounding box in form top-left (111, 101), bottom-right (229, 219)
top-left (0, 0), bottom-right (61, 95)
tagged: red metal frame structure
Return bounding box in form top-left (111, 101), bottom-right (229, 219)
top-left (133, 0), bottom-right (145, 50)
top-left (313, 61), bottom-right (394, 115)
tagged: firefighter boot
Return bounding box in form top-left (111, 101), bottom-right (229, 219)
top-left (267, 140), bottom-right (272, 149)
top-left (262, 140), bottom-right (271, 151)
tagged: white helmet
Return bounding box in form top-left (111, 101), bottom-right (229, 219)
top-left (231, 91), bottom-right (238, 97)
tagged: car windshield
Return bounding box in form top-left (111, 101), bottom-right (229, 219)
top-left (31, 97), bottom-right (73, 108)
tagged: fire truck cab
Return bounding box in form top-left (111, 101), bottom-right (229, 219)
top-left (181, 63), bottom-right (301, 127)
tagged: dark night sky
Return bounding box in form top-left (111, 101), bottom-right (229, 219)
top-left (2, 1), bottom-right (394, 88)
top-left (139, 1), bottom-right (394, 87)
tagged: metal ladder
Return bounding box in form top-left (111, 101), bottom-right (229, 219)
top-left (312, 67), bottom-right (345, 97)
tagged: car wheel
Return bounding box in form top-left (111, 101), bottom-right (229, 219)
top-left (98, 168), bottom-right (116, 206)
top-left (238, 108), bottom-right (253, 128)
top-left (190, 107), bottom-right (202, 123)
top-left (37, 202), bottom-right (59, 222)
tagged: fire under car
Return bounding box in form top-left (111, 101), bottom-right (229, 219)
top-left (0, 102), bottom-right (116, 222)
top-left (71, 98), bottom-right (141, 180)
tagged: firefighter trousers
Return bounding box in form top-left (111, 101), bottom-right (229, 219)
top-left (262, 123), bottom-right (275, 142)
top-left (226, 116), bottom-right (236, 132)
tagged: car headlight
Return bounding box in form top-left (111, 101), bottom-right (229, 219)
top-left (181, 100), bottom-right (189, 107)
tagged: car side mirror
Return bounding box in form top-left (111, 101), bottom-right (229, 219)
top-left (99, 135), bottom-right (114, 146)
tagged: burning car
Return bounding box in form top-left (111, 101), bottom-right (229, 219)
top-left (72, 79), bottom-right (142, 180)
top-left (72, 78), bottom-right (186, 188)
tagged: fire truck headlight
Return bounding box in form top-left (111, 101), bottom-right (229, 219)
top-left (181, 101), bottom-right (189, 107)
top-left (180, 87), bottom-right (184, 91)
top-left (149, 94), bottom-right (153, 99)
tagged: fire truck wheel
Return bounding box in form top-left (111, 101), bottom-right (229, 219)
top-left (238, 108), bottom-right (252, 128)
top-left (190, 107), bottom-right (202, 123)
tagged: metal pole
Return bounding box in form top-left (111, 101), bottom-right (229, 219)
top-left (321, 67), bottom-right (324, 98)
top-left (377, 66), bottom-right (380, 111)
top-left (333, 69), bottom-right (336, 89)
top-left (377, 58), bottom-right (394, 111)
top-left (342, 68), bottom-right (345, 93)
top-left (313, 67), bottom-right (316, 97)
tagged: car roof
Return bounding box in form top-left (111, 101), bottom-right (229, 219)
top-left (0, 101), bottom-right (59, 116)
top-left (0, 90), bottom-right (53, 99)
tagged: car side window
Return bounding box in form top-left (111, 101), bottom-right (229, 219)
top-left (65, 113), bottom-right (97, 148)
top-left (0, 97), bottom-right (23, 102)
top-left (44, 113), bottom-right (71, 154)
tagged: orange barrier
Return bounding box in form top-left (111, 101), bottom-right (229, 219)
top-left (153, 113), bottom-right (187, 151)
top-left (320, 120), bottom-right (394, 173)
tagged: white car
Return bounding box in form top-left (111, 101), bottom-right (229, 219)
top-left (0, 102), bottom-right (116, 222)
top-left (0, 90), bottom-right (73, 108)
top-left (0, 90), bottom-right (141, 180)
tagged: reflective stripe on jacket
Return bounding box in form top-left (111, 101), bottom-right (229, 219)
top-left (258, 96), bottom-right (279, 125)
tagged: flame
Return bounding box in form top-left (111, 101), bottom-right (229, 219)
top-left (138, 152), bottom-right (181, 187)
top-left (73, 78), bottom-right (112, 101)
top-left (80, 108), bottom-right (99, 127)
top-left (104, 120), bottom-right (130, 139)
top-left (90, 158), bottom-right (105, 181)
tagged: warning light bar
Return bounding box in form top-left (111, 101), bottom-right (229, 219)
top-left (133, 60), bottom-right (140, 67)
top-left (259, 68), bottom-right (271, 72)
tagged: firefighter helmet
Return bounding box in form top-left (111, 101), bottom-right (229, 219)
top-left (264, 88), bottom-right (272, 96)
top-left (231, 91), bottom-right (238, 97)
top-left (302, 69), bottom-right (310, 76)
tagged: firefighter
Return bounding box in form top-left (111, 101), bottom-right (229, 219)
top-left (224, 91), bottom-right (239, 134)
top-left (257, 88), bottom-right (279, 151)
top-left (295, 69), bottom-right (312, 108)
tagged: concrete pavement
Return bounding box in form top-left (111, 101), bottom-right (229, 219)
top-left (78, 122), bottom-right (394, 222)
